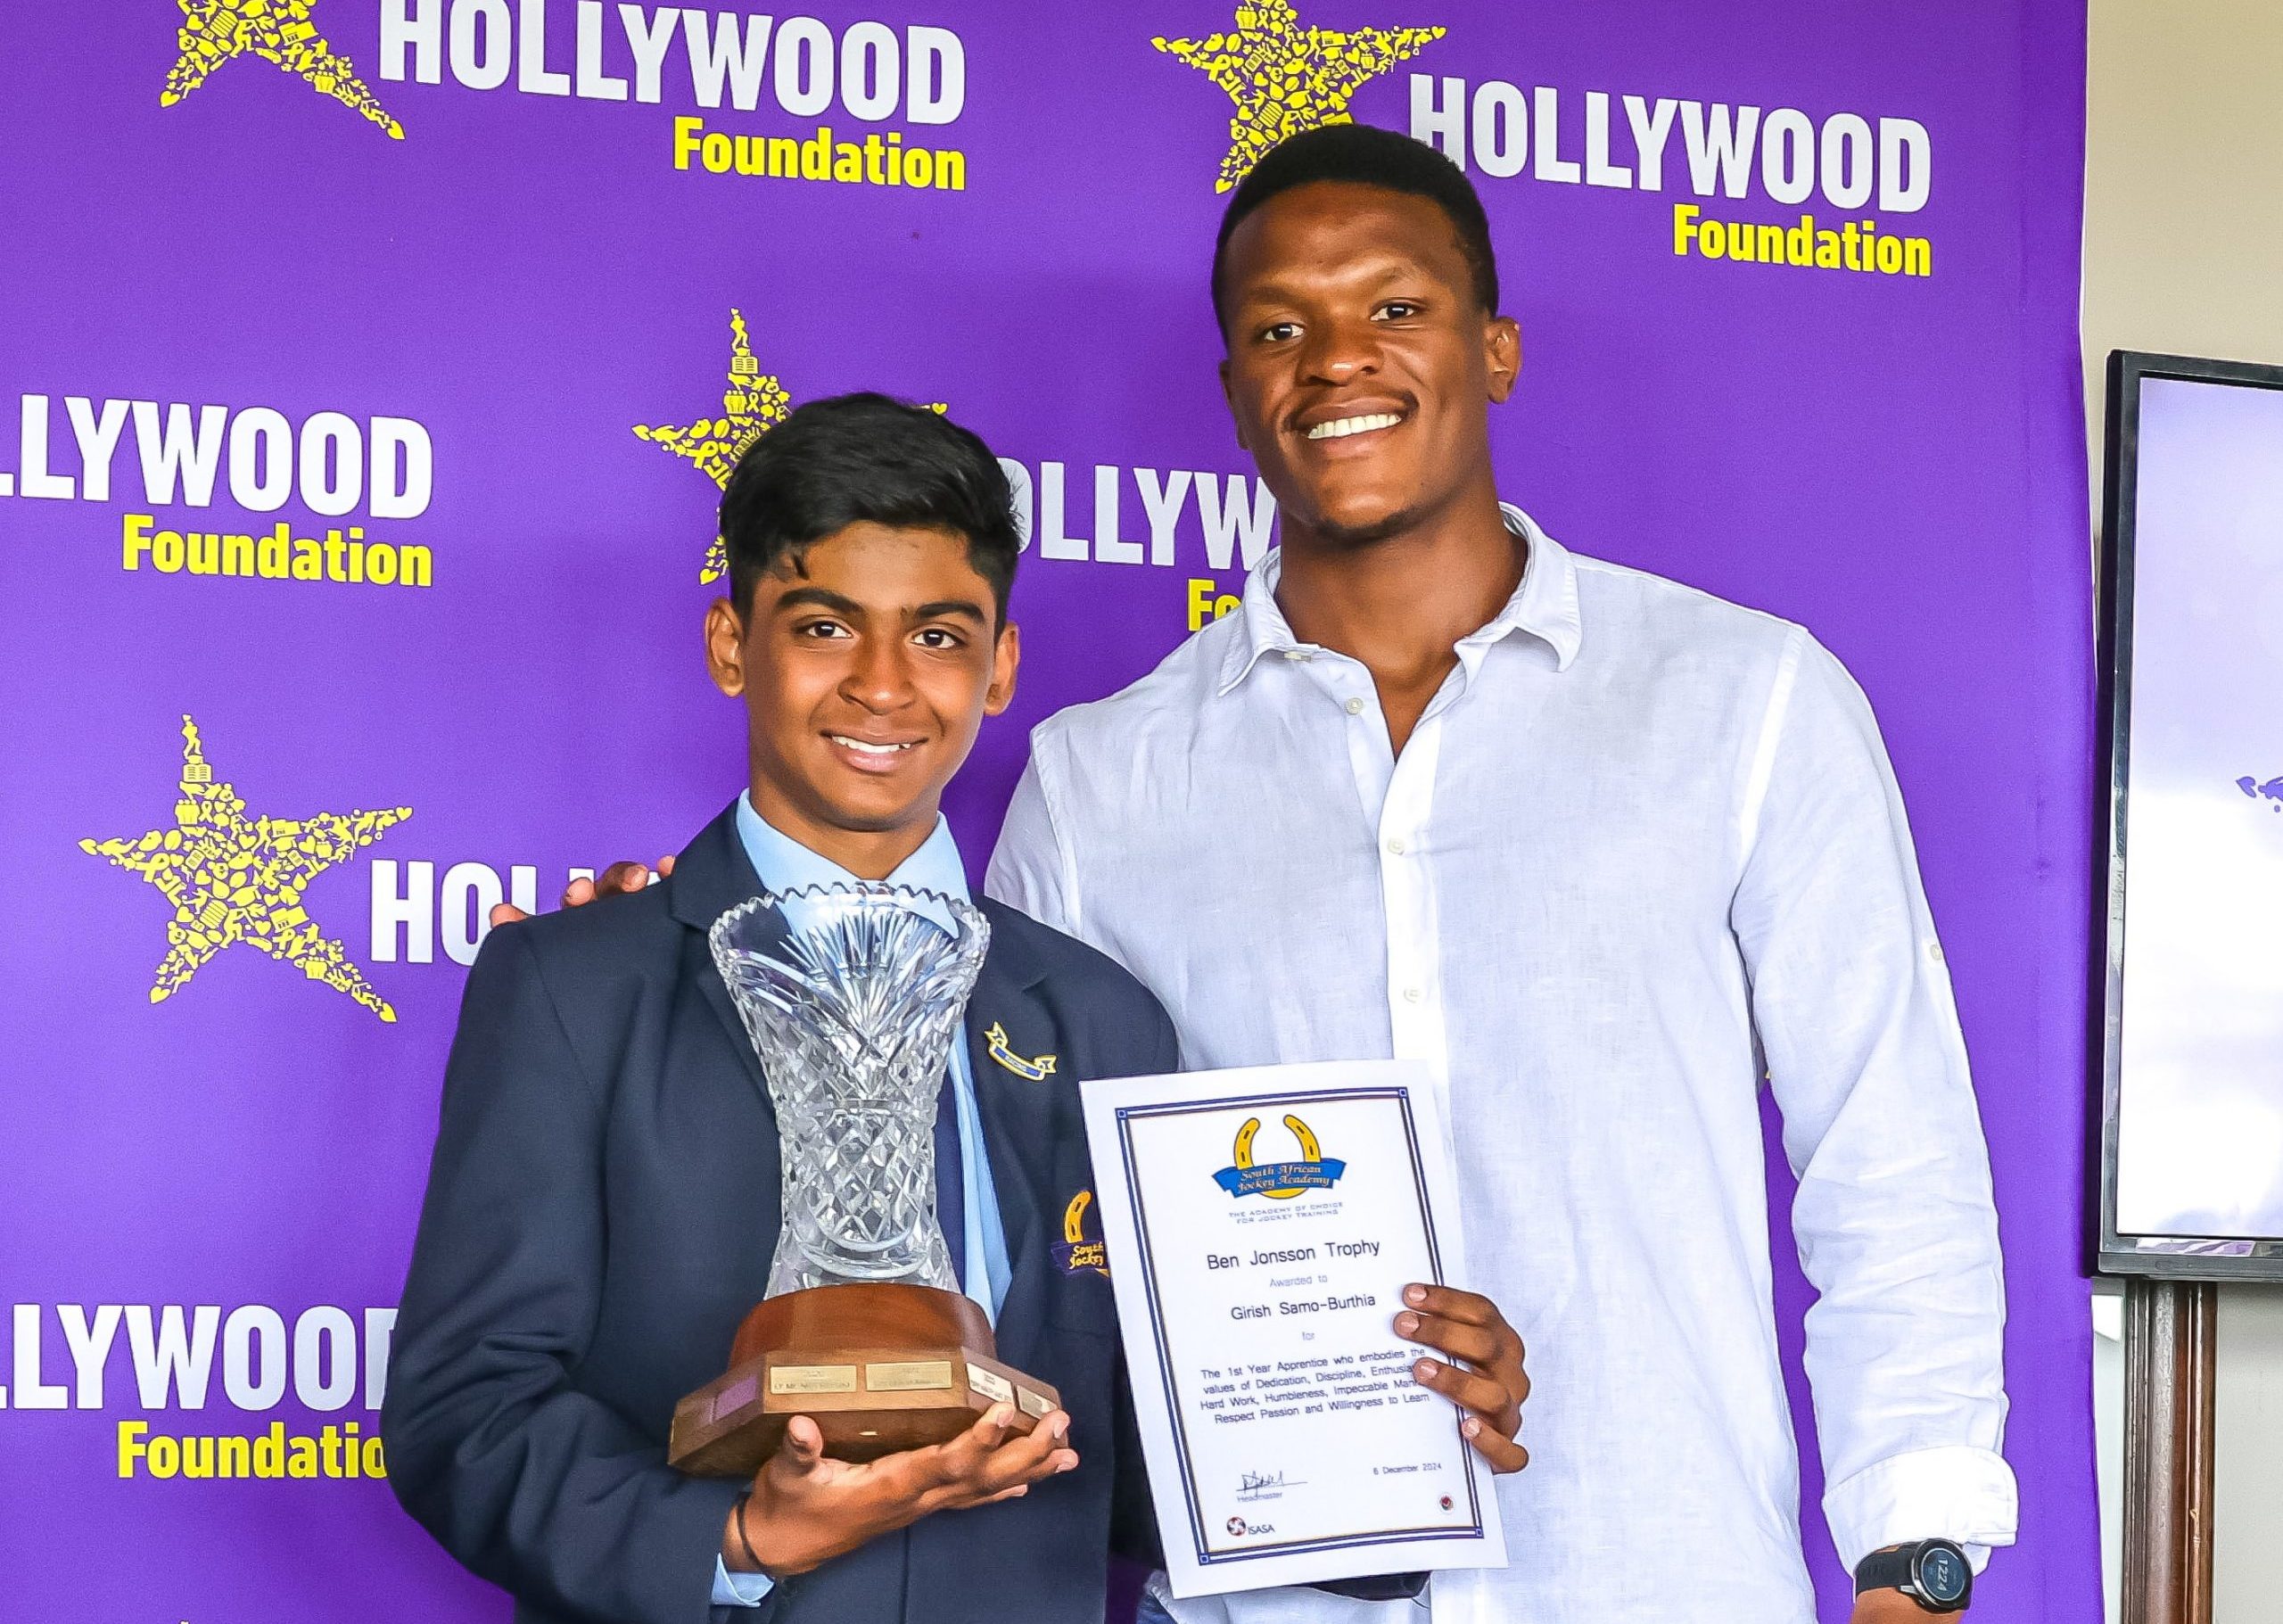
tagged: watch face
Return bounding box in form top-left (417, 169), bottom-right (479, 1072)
top-left (1916, 1543), bottom-right (1969, 1605)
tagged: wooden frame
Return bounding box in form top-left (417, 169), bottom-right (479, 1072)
top-left (2121, 1278), bottom-right (2215, 1624)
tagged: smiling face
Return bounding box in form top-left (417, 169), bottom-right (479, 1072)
top-left (1218, 180), bottom-right (1518, 548)
top-left (705, 521), bottom-right (1018, 876)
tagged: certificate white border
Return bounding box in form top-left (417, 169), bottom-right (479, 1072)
top-left (1083, 1059), bottom-right (1507, 1597)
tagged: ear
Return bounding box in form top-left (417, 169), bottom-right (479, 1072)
top-left (704, 597), bottom-right (747, 697)
top-left (984, 620), bottom-right (1021, 717)
top-left (1219, 356), bottom-right (1249, 452)
top-left (1485, 316), bottom-right (1521, 404)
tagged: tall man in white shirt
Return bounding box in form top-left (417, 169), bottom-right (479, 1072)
top-left (983, 127), bottom-right (2014, 1623)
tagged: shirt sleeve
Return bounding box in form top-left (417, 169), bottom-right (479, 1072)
top-left (1729, 629), bottom-right (2019, 1574)
top-left (984, 741), bottom-right (1080, 936)
top-left (713, 1558), bottom-right (774, 1607)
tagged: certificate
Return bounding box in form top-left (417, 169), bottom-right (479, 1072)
top-left (1082, 1060), bottom-right (1507, 1597)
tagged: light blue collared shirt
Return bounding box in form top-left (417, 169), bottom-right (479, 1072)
top-left (715, 796), bottom-right (1010, 1607)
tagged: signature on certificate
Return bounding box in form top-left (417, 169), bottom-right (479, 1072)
top-left (1239, 1468), bottom-right (1299, 1493)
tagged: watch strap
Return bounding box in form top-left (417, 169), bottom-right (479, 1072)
top-left (1854, 1545), bottom-right (1918, 1597)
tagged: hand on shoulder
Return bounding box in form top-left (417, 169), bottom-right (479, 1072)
top-left (487, 854), bottom-right (676, 928)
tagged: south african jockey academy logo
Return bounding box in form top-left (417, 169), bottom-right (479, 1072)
top-left (1054, 1190), bottom-right (1109, 1276)
top-left (635, 309), bottom-right (947, 584)
top-left (161, 0), bottom-right (405, 138)
top-left (1153, 0), bottom-right (1445, 191)
top-left (79, 715), bottom-right (411, 1022)
top-left (1214, 1113), bottom-right (1347, 1199)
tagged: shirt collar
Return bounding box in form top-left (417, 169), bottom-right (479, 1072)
top-left (1215, 503), bottom-right (1584, 697)
top-left (733, 792), bottom-right (970, 906)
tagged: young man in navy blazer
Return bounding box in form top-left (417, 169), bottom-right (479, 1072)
top-left (383, 393), bottom-right (1175, 1624)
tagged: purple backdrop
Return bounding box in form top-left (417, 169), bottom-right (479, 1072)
top-left (0, 2), bottom-right (2093, 1619)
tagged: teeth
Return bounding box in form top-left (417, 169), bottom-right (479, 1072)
top-left (830, 736), bottom-right (915, 755)
top-left (1305, 412), bottom-right (1402, 441)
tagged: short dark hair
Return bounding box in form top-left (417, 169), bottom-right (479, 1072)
top-left (1210, 123), bottom-right (1500, 336)
top-left (718, 392), bottom-right (1019, 621)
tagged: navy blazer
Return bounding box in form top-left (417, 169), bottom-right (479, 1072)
top-left (383, 803), bottom-right (1176, 1624)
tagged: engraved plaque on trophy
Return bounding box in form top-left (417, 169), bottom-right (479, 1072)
top-left (668, 885), bottom-right (1060, 1473)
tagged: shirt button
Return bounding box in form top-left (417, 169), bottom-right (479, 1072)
top-left (1402, 986), bottom-right (1422, 1004)
top-left (1345, 697), bottom-right (1365, 715)
top-left (1282, 649), bottom-right (1308, 662)
top-left (1386, 837), bottom-right (1406, 856)
top-left (1927, 942), bottom-right (1945, 963)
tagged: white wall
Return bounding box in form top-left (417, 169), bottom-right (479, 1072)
top-left (2082, 6), bottom-right (2283, 1619)
top-left (2095, 1280), bottom-right (2124, 1623)
top-left (2083, 4), bottom-right (2283, 422)
top-left (2213, 1290), bottom-right (2283, 1617)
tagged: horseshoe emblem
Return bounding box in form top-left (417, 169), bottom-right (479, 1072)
top-left (1232, 1114), bottom-right (1320, 1199)
top-left (1216, 1113), bottom-right (1346, 1200)
top-left (1054, 1189), bottom-right (1109, 1275)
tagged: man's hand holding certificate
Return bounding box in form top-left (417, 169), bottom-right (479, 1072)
top-left (1395, 1283), bottom-right (1530, 1476)
top-left (1082, 1060), bottom-right (1519, 1597)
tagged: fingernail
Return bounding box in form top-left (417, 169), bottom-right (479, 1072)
top-left (1414, 1358), bottom-right (1437, 1380)
top-left (1058, 1455), bottom-right (1078, 1472)
top-left (1463, 1416), bottom-right (1481, 1438)
top-left (1405, 1284), bottom-right (1428, 1305)
top-left (1395, 1312), bottom-right (1419, 1336)
top-left (1051, 1418), bottom-right (1068, 1441)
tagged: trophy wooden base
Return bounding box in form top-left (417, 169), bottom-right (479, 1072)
top-left (668, 1282), bottom-right (1063, 1474)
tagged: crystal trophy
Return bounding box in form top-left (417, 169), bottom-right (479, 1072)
top-left (668, 885), bottom-right (1061, 1473)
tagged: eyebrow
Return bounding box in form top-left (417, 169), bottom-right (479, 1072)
top-left (772, 586), bottom-right (865, 617)
top-left (773, 586), bottom-right (990, 626)
top-left (1233, 256), bottom-right (1438, 308)
top-left (909, 600), bottom-right (990, 626)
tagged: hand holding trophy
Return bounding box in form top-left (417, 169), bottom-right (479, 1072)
top-left (671, 883), bottom-right (1061, 1473)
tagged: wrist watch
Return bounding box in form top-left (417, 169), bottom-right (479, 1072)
top-left (1854, 1539), bottom-right (1973, 1612)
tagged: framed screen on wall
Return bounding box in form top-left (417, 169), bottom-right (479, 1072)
top-left (2098, 350), bottom-right (2283, 1279)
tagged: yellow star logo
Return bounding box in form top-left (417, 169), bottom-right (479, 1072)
top-left (635, 310), bottom-right (946, 585)
top-left (80, 716), bottom-right (412, 1023)
top-left (1153, 1), bottom-right (1445, 191)
top-left (161, 0), bottom-right (406, 140)
top-left (634, 310), bottom-right (795, 586)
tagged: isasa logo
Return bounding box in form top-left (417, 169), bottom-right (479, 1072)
top-left (79, 715), bottom-right (411, 1022)
top-left (1153, 0), bottom-right (1445, 191)
top-left (162, 0), bottom-right (406, 138)
top-left (1214, 1113), bottom-right (1347, 1199)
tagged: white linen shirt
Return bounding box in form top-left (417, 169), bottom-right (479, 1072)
top-left (985, 511), bottom-right (2015, 1624)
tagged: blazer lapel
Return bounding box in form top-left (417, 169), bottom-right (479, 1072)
top-left (967, 905), bottom-right (1063, 1373)
top-left (668, 802), bottom-right (775, 1103)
